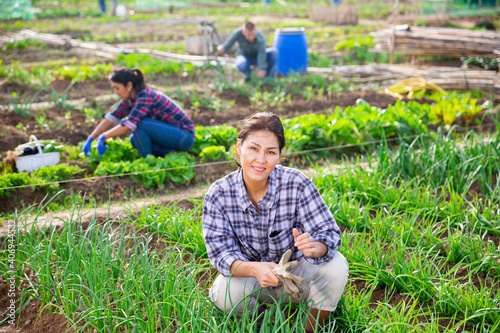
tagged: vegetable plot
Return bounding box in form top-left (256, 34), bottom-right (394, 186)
top-left (3, 128), bottom-right (499, 332)
top-left (0, 94), bottom-right (489, 213)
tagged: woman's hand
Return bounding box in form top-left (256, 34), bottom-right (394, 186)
top-left (96, 134), bottom-right (108, 158)
top-left (253, 262), bottom-right (281, 288)
top-left (230, 260), bottom-right (281, 288)
top-left (293, 228), bottom-right (327, 258)
top-left (82, 136), bottom-right (94, 156)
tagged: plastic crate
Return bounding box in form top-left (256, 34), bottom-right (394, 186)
top-left (15, 135), bottom-right (60, 173)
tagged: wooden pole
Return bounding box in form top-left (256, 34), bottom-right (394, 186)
top-left (414, 0), bottom-right (419, 26)
top-left (392, 0), bottom-right (399, 24)
top-left (389, 30), bottom-right (396, 64)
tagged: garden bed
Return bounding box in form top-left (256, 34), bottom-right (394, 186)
top-left (1, 7), bottom-right (499, 331)
top-left (0, 62), bottom-right (495, 216)
top-left (1, 128), bottom-right (499, 332)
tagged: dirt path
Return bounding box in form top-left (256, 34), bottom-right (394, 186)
top-left (0, 187), bottom-right (206, 236)
top-left (0, 162), bottom-right (363, 236)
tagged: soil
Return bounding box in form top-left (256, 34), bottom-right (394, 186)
top-left (2, 64), bottom-right (455, 216)
top-left (0, 282), bottom-right (74, 333)
top-left (0, 86), bottom-right (494, 216)
top-left (0, 78), bottom-right (443, 151)
top-left (0, 82), bottom-right (454, 216)
top-left (0, 160), bottom-right (233, 215)
top-left (0, 47), bottom-right (101, 66)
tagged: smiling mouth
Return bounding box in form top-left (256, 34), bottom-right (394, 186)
top-left (252, 166), bottom-right (265, 172)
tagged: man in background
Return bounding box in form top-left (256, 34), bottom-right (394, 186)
top-left (218, 22), bottom-right (278, 82)
top-left (98, 0), bottom-right (117, 15)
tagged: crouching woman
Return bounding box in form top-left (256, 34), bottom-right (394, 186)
top-left (202, 112), bottom-right (348, 332)
top-left (82, 68), bottom-right (195, 158)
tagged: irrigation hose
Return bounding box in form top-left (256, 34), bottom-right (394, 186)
top-left (383, 77), bottom-right (445, 99)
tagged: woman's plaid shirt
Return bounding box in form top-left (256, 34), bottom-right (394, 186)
top-left (105, 87), bottom-right (195, 136)
top-left (202, 165), bottom-right (342, 277)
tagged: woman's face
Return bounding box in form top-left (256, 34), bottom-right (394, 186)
top-left (111, 81), bottom-right (132, 101)
top-left (237, 130), bottom-right (280, 186)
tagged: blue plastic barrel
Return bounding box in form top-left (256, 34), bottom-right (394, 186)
top-left (273, 28), bottom-right (308, 76)
top-left (332, 0), bottom-right (342, 5)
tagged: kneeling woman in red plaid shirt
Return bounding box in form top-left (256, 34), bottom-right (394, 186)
top-left (82, 68), bottom-right (195, 158)
top-left (202, 112), bottom-right (348, 333)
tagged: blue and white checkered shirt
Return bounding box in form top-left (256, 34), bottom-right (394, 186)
top-left (202, 165), bottom-right (342, 277)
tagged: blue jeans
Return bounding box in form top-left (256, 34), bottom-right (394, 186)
top-left (99, 0), bottom-right (117, 14)
top-left (129, 118), bottom-right (195, 158)
top-left (236, 47), bottom-right (279, 79)
top-left (98, 0), bottom-right (106, 13)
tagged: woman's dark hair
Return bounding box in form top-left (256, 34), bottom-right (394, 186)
top-left (235, 112), bottom-right (286, 166)
top-left (110, 68), bottom-right (146, 92)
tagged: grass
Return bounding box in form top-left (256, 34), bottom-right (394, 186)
top-left (1, 127), bottom-right (500, 332)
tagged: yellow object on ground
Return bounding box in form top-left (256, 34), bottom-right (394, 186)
top-left (383, 77), bottom-right (445, 99)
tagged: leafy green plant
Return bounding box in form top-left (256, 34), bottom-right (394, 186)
top-left (153, 42), bottom-right (185, 53)
top-left (116, 53), bottom-right (197, 78)
top-left (0, 172), bottom-right (30, 198)
top-left (82, 107), bottom-right (102, 126)
top-left (32, 164), bottom-right (83, 183)
top-left (430, 92), bottom-right (483, 125)
top-left (0, 20), bottom-right (26, 32)
top-left (190, 125), bottom-right (238, 155)
top-left (41, 140), bottom-right (64, 153)
top-left (199, 145), bottom-right (230, 163)
top-left (334, 35), bottom-right (376, 64)
top-left (284, 99), bottom-right (429, 157)
top-left (160, 152), bottom-right (195, 184)
top-left (95, 160), bottom-right (131, 177)
top-left (50, 82), bottom-right (75, 110)
top-left (52, 63), bottom-right (113, 82)
top-left (36, 8), bottom-right (82, 19)
top-left (85, 137), bottom-right (141, 171)
top-left (96, 32), bottom-right (131, 44)
top-left (8, 91), bottom-right (37, 119)
top-left (94, 151), bottom-right (195, 188)
top-left (461, 56), bottom-right (499, 70)
top-left (34, 110), bottom-right (53, 130)
top-left (308, 51), bottom-right (334, 68)
top-left (250, 90), bottom-right (292, 109)
top-left (0, 61), bottom-right (51, 91)
top-left (2, 39), bottom-right (45, 51)
top-left (0, 163), bottom-right (81, 195)
top-left (61, 145), bottom-right (82, 161)
top-left (214, 78), bottom-right (254, 98)
top-left (15, 122), bottom-right (28, 132)
top-left (302, 86), bottom-right (316, 101)
top-left (181, 91), bottom-right (234, 115)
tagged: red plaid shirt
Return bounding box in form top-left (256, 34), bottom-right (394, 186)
top-left (105, 87), bottom-right (195, 137)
